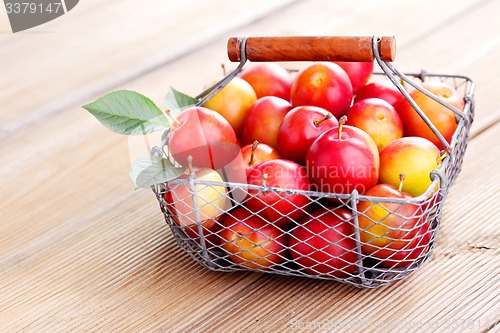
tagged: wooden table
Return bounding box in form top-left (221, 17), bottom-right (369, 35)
top-left (1, 0), bottom-right (498, 331)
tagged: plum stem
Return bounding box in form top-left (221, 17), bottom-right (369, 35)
top-left (235, 231), bottom-right (245, 242)
top-left (338, 115), bottom-right (347, 140)
top-left (398, 173), bottom-right (405, 192)
top-left (262, 173), bottom-right (269, 188)
top-left (249, 140), bottom-right (259, 167)
top-left (313, 112), bottom-right (333, 127)
top-left (221, 63), bottom-right (227, 77)
top-left (437, 147), bottom-right (452, 165)
top-left (187, 155), bottom-right (194, 174)
top-left (165, 109), bottom-right (182, 127)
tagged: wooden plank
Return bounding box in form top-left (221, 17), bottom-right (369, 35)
top-left (0, 0), bottom-right (498, 331)
top-left (0, 0), bottom-right (300, 137)
top-left (0, 184), bottom-right (260, 331)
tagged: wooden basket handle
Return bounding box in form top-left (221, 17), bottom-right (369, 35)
top-left (227, 36), bottom-right (396, 62)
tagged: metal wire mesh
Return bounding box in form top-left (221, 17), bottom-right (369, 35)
top-left (152, 67), bottom-right (474, 288)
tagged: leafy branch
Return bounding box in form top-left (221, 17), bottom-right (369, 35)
top-left (82, 87), bottom-right (198, 187)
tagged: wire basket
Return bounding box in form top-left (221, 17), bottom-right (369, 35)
top-left (152, 36), bottom-right (475, 288)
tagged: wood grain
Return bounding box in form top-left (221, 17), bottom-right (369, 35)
top-left (0, 0), bottom-right (300, 136)
top-left (227, 36), bottom-right (396, 62)
top-left (0, 0), bottom-right (498, 332)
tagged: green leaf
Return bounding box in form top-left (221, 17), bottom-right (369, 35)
top-left (164, 87), bottom-right (198, 116)
top-left (129, 156), bottom-right (185, 189)
top-left (83, 90), bottom-right (171, 135)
